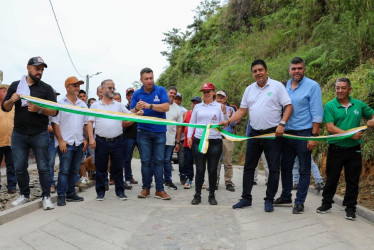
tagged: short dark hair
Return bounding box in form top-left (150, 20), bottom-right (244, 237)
top-left (336, 77), bottom-right (351, 87)
top-left (87, 98), bottom-right (96, 107)
top-left (113, 92), bottom-right (121, 97)
top-left (168, 86), bottom-right (177, 92)
top-left (140, 67), bottom-right (153, 77)
top-left (101, 79), bottom-right (113, 87)
top-left (79, 89), bottom-right (86, 95)
top-left (251, 59), bottom-right (267, 71)
top-left (290, 57), bottom-right (304, 65)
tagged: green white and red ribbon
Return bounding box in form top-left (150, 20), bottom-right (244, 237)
top-left (21, 95), bottom-right (368, 154)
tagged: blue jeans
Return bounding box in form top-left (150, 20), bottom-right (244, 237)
top-left (137, 130), bottom-right (166, 191)
top-left (57, 143), bottom-right (83, 196)
top-left (11, 130), bottom-right (50, 197)
top-left (163, 145), bottom-right (175, 183)
top-left (182, 146), bottom-right (194, 181)
top-left (242, 129), bottom-right (282, 202)
top-left (123, 137), bottom-right (137, 181)
top-left (0, 146), bottom-right (17, 190)
top-left (280, 128), bottom-right (312, 205)
top-left (48, 136), bottom-right (57, 186)
top-left (95, 136), bottom-right (125, 196)
top-left (293, 155), bottom-right (323, 184)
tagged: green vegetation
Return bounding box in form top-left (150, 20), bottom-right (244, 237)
top-left (158, 0), bottom-right (374, 163)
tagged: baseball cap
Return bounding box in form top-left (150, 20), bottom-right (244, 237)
top-left (65, 76), bottom-right (84, 88)
top-left (0, 84), bottom-right (9, 90)
top-left (27, 57), bottom-right (48, 68)
top-left (53, 89), bottom-right (60, 96)
top-left (216, 90), bottom-right (226, 97)
top-left (126, 88), bottom-right (135, 96)
top-left (191, 96), bottom-right (202, 103)
top-left (200, 82), bottom-right (215, 92)
top-left (176, 92), bottom-right (182, 99)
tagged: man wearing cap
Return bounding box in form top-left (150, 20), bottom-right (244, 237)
top-left (131, 68), bottom-right (171, 200)
top-left (216, 90), bottom-right (237, 192)
top-left (51, 76), bottom-right (88, 206)
top-left (174, 92), bottom-right (188, 181)
top-left (0, 84), bottom-right (17, 194)
top-left (220, 59), bottom-right (293, 212)
top-left (123, 87), bottom-right (138, 189)
top-left (2, 56), bottom-right (57, 210)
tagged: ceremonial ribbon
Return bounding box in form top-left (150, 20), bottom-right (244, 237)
top-left (21, 95), bottom-right (368, 154)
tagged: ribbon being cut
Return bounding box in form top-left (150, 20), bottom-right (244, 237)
top-left (21, 95), bottom-right (368, 154)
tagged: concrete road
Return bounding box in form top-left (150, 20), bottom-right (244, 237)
top-left (0, 159), bottom-right (373, 249)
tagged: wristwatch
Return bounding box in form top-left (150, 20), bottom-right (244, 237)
top-left (279, 120), bottom-right (286, 127)
top-left (149, 104), bottom-right (153, 110)
top-left (37, 107), bottom-right (43, 115)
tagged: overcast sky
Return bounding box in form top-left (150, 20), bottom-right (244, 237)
top-left (0, 0), bottom-right (204, 99)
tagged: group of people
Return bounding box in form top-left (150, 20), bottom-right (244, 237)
top-left (1, 56), bottom-right (373, 222)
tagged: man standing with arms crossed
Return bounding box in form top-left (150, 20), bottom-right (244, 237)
top-left (316, 78), bottom-right (374, 220)
top-left (220, 59), bottom-right (292, 212)
top-left (131, 68), bottom-right (171, 200)
top-left (274, 57), bottom-right (323, 214)
top-left (51, 76), bottom-right (88, 206)
top-left (2, 57), bottom-right (57, 210)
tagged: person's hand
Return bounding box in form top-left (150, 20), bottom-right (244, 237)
top-left (136, 110), bottom-right (144, 116)
top-left (187, 138), bottom-right (192, 148)
top-left (351, 131), bottom-right (363, 140)
top-left (221, 104), bottom-right (226, 115)
top-left (275, 125), bottom-right (285, 137)
top-left (367, 119), bottom-right (374, 128)
top-left (136, 100), bottom-right (149, 110)
top-left (10, 93), bottom-right (21, 103)
top-left (58, 140), bottom-right (68, 153)
top-left (82, 139), bottom-right (88, 151)
top-left (174, 143), bottom-right (180, 153)
top-left (218, 120), bottom-right (229, 128)
top-left (89, 138), bottom-right (96, 149)
top-left (228, 109), bottom-right (233, 118)
top-left (307, 140), bottom-right (317, 151)
top-left (27, 102), bottom-right (40, 113)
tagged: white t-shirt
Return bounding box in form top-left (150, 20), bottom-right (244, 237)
top-left (240, 77), bottom-right (291, 130)
top-left (188, 101), bottom-right (228, 139)
top-left (88, 100), bottom-right (130, 138)
top-left (50, 96), bottom-right (88, 147)
top-left (166, 102), bottom-right (183, 146)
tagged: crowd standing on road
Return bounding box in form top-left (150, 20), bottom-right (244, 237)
top-left (2, 56), bottom-right (374, 222)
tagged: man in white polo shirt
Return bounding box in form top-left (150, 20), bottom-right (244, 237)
top-left (87, 79), bottom-right (137, 201)
top-left (220, 59), bottom-right (293, 212)
top-left (51, 76), bottom-right (88, 206)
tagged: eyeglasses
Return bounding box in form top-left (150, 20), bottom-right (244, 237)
top-left (107, 87), bottom-right (116, 91)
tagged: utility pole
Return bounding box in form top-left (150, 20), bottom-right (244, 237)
top-left (85, 72), bottom-right (102, 95)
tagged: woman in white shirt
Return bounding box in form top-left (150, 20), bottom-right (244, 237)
top-left (187, 82), bottom-right (228, 205)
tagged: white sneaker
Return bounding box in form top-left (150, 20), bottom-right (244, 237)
top-left (12, 195), bottom-right (30, 207)
top-left (42, 196), bottom-right (54, 210)
top-left (81, 177), bottom-right (88, 185)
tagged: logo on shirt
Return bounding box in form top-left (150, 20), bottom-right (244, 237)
top-left (353, 109), bottom-right (359, 115)
top-left (212, 115), bottom-right (217, 121)
top-left (267, 91), bottom-right (273, 96)
top-left (153, 95), bottom-right (160, 102)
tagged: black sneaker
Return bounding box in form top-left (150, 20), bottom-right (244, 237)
top-left (66, 193), bottom-right (84, 202)
top-left (124, 181), bottom-right (133, 190)
top-left (293, 204), bottom-right (304, 214)
top-left (191, 194), bottom-right (201, 205)
top-left (273, 197), bottom-right (293, 207)
top-left (316, 204), bottom-right (331, 214)
top-left (253, 182), bottom-right (257, 185)
top-left (232, 199), bottom-right (252, 209)
top-left (167, 182), bottom-right (177, 190)
top-left (226, 184), bottom-right (235, 192)
top-left (208, 195), bottom-right (217, 205)
top-left (345, 209), bottom-right (356, 221)
top-left (180, 176), bottom-right (187, 185)
top-left (117, 194), bottom-right (128, 201)
top-left (96, 194), bottom-right (105, 201)
top-left (57, 195), bottom-right (66, 206)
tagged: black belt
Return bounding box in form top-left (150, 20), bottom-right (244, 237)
top-left (329, 144), bottom-right (360, 151)
top-left (96, 135), bottom-right (122, 142)
top-left (252, 127), bottom-right (277, 135)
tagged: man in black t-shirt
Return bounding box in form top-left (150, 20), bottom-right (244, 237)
top-left (1, 57), bottom-right (58, 210)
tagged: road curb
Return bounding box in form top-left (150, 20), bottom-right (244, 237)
top-left (0, 181), bottom-right (94, 225)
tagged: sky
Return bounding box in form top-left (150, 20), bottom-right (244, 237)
top-left (0, 0), bottom-right (204, 99)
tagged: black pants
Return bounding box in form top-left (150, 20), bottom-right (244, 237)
top-left (192, 138), bottom-right (222, 195)
top-left (322, 144), bottom-right (362, 210)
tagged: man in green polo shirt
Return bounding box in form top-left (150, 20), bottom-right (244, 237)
top-left (316, 77), bottom-right (374, 221)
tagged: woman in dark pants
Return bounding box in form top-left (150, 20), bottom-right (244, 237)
top-left (187, 83), bottom-right (228, 205)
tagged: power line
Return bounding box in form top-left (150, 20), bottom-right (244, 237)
top-left (49, 0), bottom-right (84, 77)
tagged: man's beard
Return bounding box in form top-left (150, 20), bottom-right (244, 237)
top-left (28, 73), bottom-right (41, 83)
top-left (104, 92), bottom-right (114, 98)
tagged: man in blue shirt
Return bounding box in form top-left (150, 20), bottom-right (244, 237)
top-left (130, 68), bottom-right (171, 200)
top-left (274, 57), bottom-right (323, 214)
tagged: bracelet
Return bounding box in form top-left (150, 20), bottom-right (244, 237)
top-left (227, 120), bottom-right (231, 125)
top-left (134, 107), bottom-right (139, 112)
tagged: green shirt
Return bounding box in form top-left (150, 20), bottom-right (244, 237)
top-left (324, 96), bottom-right (374, 147)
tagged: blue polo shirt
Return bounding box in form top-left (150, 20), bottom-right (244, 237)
top-left (285, 76), bottom-right (323, 130)
top-left (130, 84), bottom-right (169, 132)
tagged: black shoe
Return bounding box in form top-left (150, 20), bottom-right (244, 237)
top-left (191, 194), bottom-right (201, 205)
top-left (66, 193), bottom-right (84, 202)
top-left (208, 195), bottom-right (217, 205)
top-left (315, 182), bottom-right (324, 192)
top-left (105, 184), bottom-right (109, 191)
top-left (96, 194), bottom-right (105, 201)
top-left (124, 181), bottom-right (133, 190)
top-left (91, 173), bottom-right (96, 180)
top-left (273, 197), bottom-right (293, 207)
top-left (180, 176), bottom-right (187, 185)
top-left (316, 204), bottom-right (331, 214)
top-left (117, 194), bottom-right (128, 201)
top-left (293, 204), bottom-right (304, 214)
top-left (345, 209), bottom-right (356, 221)
top-left (253, 182), bottom-right (257, 185)
top-left (167, 181), bottom-right (177, 190)
top-left (226, 184), bottom-right (235, 192)
top-left (57, 195), bottom-right (66, 206)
